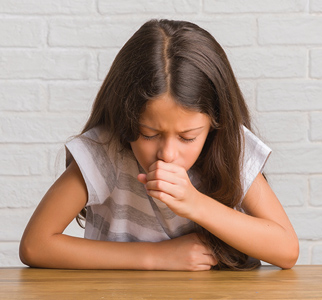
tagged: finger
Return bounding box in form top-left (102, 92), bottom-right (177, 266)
top-left (191, 254), bottom-right (218, 271)
top-left (146, 189), bottom-right (175, 206)
top-left (146, 168), bottom-right (180, 184)
top-left (148, 160), bottom-right (181, 173)
top-left (194, 253), bottom-right (217, 269)
top-left (194, 237), bottom-right (218, 265)
top-left (206, 254), bottom-right (218, 267)
top-left (146, 183), bottom-right (174, 199)
top-left (196, 263), bottom-right (216, 271)
top-left (146, 179), bottom-right (184, 199)
top-left (137, 174), bottom-right (147, 184)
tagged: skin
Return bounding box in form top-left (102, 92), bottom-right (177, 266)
top-left (19, 93), bottom-right (299, 271)
top-left (130, 94), bottom-right (212, 173)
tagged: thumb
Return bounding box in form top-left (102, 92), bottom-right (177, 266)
top-left (137, 173), bottom-right (147, 184)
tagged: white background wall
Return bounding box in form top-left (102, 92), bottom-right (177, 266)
top-left (0, 0), bottom-right (321, 267)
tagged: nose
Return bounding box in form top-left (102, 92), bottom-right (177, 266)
top-left (157, 137), bottom-right (178, 163)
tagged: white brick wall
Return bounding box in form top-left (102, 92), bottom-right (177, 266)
top-left (0, 0), bottom-right (321, 267)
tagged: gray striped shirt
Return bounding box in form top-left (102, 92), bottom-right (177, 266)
top-left (65, 126), bottom-right (271, 242)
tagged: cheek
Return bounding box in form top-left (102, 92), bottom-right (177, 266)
top-left (130, 141), bottom-right (156, 171)
top-left (184, 147), bottom-right (201, 163)
top-left (186, 138), bottom-right (208, 162)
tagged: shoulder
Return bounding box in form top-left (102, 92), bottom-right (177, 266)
top-left (66, 126), bottom-right (130, 166)
top-left (242, 126), bottom-right (271, 160)
top-left (65, 126), bottom-right (139, 206)
top-left (240, 126), bottom-right (272, 198)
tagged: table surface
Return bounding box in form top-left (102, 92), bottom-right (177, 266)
top-left (1, 265), bottom-right (322, 299)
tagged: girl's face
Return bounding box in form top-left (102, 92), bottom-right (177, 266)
top-left (130, 93), bottom-right (212, 173)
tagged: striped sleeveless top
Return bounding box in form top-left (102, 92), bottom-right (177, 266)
top-left (65, 126), bottom-right (271, 242)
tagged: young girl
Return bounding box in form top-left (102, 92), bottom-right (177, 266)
top-left (19, 19), bottom-right (299, 271)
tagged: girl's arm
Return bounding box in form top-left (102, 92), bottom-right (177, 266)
top-left (194, 173), bottom-right (299, 269)
top-left (19, 161), bottom-right (216, 270)
top-left (142, 161), bottom-right (299, 269)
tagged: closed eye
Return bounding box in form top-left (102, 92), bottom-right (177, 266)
top-left (141, 133), bottom-right (159, 140)
top-left (140, 133), bottom-right (196, 143)
top-left (179, 136), bottom-right (196, 143)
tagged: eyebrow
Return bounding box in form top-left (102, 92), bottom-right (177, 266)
top-left (139, 124), bottom-right (205, 133)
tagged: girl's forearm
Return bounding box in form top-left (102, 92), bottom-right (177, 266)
top-left (20, 234), bottom-right (157, 270)
top-left (20, 232), bottom-right (216, 271)
top-left (191, 194), bottom-right (298, 269)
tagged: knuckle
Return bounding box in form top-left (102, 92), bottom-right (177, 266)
top-left (154, 169), bottom-right (162, 178)
top-left (156, 160), bottom-right (163, 169)
top-left (191, 242), bottom-right (202, 252)
top-left (158, 192), bottom-right (167, 202)
top-left (177, 190), bottom-right (185, 199)
top-left (155, 180), bottom-right (163, 189)
top-left (188, 266), bottom-right (199, 272)
top-left (146, 173), bottom-right (153, 181)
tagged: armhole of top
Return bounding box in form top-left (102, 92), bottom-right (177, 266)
top-left (65, 145), bottom-right (90, 206)
top-left (240, 126), bottom-right (272, 201)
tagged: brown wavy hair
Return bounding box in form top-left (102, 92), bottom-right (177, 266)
top-left (76, 19), bottom-right (260, 270)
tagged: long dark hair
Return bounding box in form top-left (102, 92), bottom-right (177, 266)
top-left (77, 19), bottom-right (259, 270)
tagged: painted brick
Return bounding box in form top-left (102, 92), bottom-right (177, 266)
top-left (51, 17), bottom-right (256, 50)
top-left (227, 47), bottom-right (306, 79)
top-left (0, 238), bottom-right (82, 268)
top-left (0, 177), bottom-right (52, 208)
top-left (49, 19), bottom-right (142, 48)
top-left (255, 112), bottom-right (308, 143)
top-left (297, 241), bottom-right (311, 265)
top-left (95, 18), bottom-right (255, 77)
top-left (265, 144), bottom-right (322, 174)
top-left (259, 16), bottom-right (322, 45)
top-left (98, 0), bottom-right (200, 14)
top-left (0, 208), bottom-right (34, 241)
top-left (312, 244), bottom-right (322, 264)
top-left (48, 144), bottom-right (70, 177)
top-left (267, 175), bottom-right (307, 207)
top-left (257, 80), bottom-right (322, 111)
top-left (0, 208), bottom-right (83, 241)
top-left (0, 51), bottom-right (90, 79)
top-left (0, 0), bottom-right (94, 14)
top-left (310, 112), bottom-right (322, 141)
top-left (238, 80), bottom-right (256, 114)
top-left (311, 0), bottom-right (322, 12)
top-left (0, 242), bottom-right (24, 267)
top-left (310, 49), bottom-right (322, 79)
top-left (48, 82), bottom-right (99, 112)
top-left (0, 115), bottom-right (84, 143)
top-left (98, 49), bottom-right (122, 80)
top-left (0, 19), bottom-right (45, 47)
top-left (310, 176), bottom-right (322, 207)
top-left (195, 18), bottom-right (256, 47)
top-left (0, 0), bottom-right (322, 268)
top-left (286, 208), bottom-right (322, 240)
top-left (0, 146), bottom-right (47, 176)
top-left (64, 219), bottom-right (84, 238)
top-left (0, 82), bottom-right (46, 112)
top-left (204, 0), bottom-right (307, 13)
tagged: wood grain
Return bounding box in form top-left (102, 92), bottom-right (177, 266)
top-left (1, 265), bottom-right (321, 299)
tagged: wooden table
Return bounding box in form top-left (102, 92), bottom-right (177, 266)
top-left (1, 265), bottom-right (321, 299)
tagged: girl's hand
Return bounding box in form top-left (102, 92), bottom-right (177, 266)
top-left (151, 233), bottom-right (217, 271)
top-left (137, 160), bottom-right (201, 219)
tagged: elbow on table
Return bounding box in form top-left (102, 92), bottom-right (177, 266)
top-left (19, 238), bottom-right (43, 268)
top-left (278, 238), bottom-right (300, 269)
